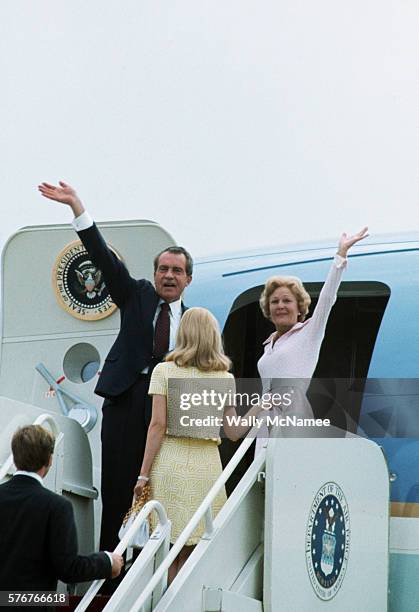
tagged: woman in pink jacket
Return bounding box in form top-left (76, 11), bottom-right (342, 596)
top-left (256, 228), bottom-right (368, 452)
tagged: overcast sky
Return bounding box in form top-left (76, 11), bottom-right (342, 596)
top-left (1, 1), bottom-right (419, 257)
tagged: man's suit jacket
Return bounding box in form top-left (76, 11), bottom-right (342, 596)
top-left (0, 475), bottom-right (111, 591)
top-left (78, 223), bottom-right (185, 398)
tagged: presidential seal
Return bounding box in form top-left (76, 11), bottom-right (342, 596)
top-left (305, 481), bottom-right (350, 601)
top-left (52, 240), bottom-right (121, 320)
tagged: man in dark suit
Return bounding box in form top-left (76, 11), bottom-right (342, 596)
top-left (0, 425), bottom-right (123, 593)
top-left (38, 181), bottom-right (193, 552)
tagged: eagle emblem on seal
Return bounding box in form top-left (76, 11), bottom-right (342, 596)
top-left (75, 260), bottom-right (105, 299)
top-left (52, 239), bottom-right (121, 321)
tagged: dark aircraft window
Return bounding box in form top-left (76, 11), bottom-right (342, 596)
top-left (221, 281), bottom-right (390, 488)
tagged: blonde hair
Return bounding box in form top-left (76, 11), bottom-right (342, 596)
top-left (259, 276), bottom-right (311, 322)
top-left (166, 307), bottom-right (231, 371)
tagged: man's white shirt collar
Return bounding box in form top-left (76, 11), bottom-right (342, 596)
top-left (14, 470), bottom-right (44, 485)
top-left (158, 298), bottom-right (182, 318)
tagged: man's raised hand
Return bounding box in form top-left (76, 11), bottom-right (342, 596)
top-left (38, 181), bottom-right (85, 217)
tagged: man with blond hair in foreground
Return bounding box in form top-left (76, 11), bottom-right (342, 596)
top-left (0, 425), bottom-right (123, 593)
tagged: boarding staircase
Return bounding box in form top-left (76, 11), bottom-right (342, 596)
top-left (0, 404), bottom-right (390, 611)
top-left (76, 429), bottom-right (389, 612)
top-left (76, 433), bottom-right (264, 612)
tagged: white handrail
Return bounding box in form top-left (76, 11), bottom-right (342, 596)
top-left (33, 413), bottom-right (60, 436)
top-left (129, 429), bottom-right (265, 612)
top-left (75, 500), bottom-right (170, 612)
top-left (0, 414), bottom-right (59, 481)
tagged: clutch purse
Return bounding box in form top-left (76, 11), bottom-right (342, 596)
top-left (118, 484), bottom-right (151, 548)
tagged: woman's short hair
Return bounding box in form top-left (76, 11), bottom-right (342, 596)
top-left (259, 276), bottom-right (311, 322)
top-left (166, 307), bottom-right (231, 371)
top-left (11, 425), bottom-right (55, 472)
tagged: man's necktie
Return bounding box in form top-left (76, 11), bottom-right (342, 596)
top-left (153, 302), bottom-right (170, 359)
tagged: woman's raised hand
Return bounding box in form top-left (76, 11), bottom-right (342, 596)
top-left (38, 181), bottom-right (85, 216)
top-left (337, 227), bottom-right (368, 258)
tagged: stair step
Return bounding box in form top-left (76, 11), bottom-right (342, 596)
top-left (62, 594), bottom-right (111, 612)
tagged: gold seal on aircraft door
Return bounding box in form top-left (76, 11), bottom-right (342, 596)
top-left (52, 240), bottom-right (121, 320)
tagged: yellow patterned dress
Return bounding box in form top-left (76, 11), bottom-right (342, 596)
top-left (148, 362), bottom-right (231, 545)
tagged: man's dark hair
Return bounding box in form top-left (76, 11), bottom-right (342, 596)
top-left (153, 246), bottom-right (193, 276)
top-left (11, 425), bottom-right (55, 472)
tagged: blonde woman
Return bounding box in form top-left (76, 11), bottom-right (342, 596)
top-left (133, 307), bottom-right (259, 581)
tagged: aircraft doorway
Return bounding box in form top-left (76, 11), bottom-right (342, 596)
top-left (221, 281), bottom-right (390, 485)
top-left (224, 280), bottom-right (390, 380)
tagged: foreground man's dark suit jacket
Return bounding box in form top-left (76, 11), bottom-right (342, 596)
top-left (0, 475), bottom-right (111, 590)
